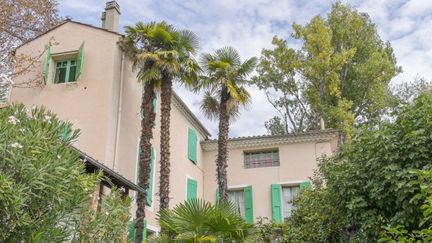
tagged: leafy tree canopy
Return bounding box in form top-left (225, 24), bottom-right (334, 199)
top-left (252, 92), bottom-right (432, 242)
top-left (253, 2), bottom-right (401, 136)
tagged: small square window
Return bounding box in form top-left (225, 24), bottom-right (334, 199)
top-left (54, 59), bottom-right (77, 84)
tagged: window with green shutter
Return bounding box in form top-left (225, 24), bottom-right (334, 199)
top-left (244, 186), bottom-right (254, 223)
top-left (227, 186), bottom-right (254, 223)
top-left (135, 141), bottom-right (155, 207)
top-left (43, 46), bottom-right (50, 83)
top-left (186, 178), bottom-right (197, 201)
top-left (51, 42), bottom-right (84, 84)
top-left (128, 219), bottom-right (147, 242)
top-left (271, 184), bottom-right (282, 222)
top-left (188, 128), bottom-right (197, 164)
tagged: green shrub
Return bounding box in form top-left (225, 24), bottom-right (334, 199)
top-left (0, 104), bottom-right (130, 242)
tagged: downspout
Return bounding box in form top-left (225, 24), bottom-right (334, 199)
top-left (112, 51), bottom-right (125, 170)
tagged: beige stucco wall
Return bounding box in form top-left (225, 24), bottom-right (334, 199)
top-left (201, 133), bottom-right (339, 222)
top-left (111, 57), bottom-right (209, 229)
top-left (10, 22), bottom-right (122, 166)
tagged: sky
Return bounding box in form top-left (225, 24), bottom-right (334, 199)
top-left (58, 0), bottom-right (432, 138)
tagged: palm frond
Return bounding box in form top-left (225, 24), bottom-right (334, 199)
top-left (177, 30), bottom-right (199, 54)
top-left (201, 91), bottom-right (220, 120)
top-left (215, 46), bottom-right (241, 67)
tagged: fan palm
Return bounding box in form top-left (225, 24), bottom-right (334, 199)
top-left (139, 22), bottom-right (200, 212)
top-left (198, 47), bottom-right (257, 201)
top-left (121, 21), bottom-right (168, 243)
top-left (122, 21), bottom-right (200, 240)
top-left (157, 199), bottom-right (252, 242)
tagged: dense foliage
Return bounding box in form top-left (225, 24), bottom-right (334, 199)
top-left (0, 104), bottom-right (130, 242)
top-left (253, 2), bottom-right (401, 136)
top-left (251, 93), bottom-right (432, 242)
top-left (156, 199), bottom-right (252, 242)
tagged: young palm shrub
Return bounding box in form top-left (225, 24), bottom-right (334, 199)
top-left (198, 47), bottom-right (257, 201)
top-left (157, 199), bottom-right (252, 242)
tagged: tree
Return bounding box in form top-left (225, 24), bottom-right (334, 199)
top-left (153, 23), bottom-right (199, 212)
top-left (0, 0), bottom-right (61, 101)
top-left (121, 22), bottom-right (159, 243)
top-left (253, 2), bottom-right (401, 136)
top-left (267, 93), bottom-right (432, 242)
top-left (199, 47), bottom-right (257, 200)
top-left (0, 104), bottom-right (130, 242)
top-left (157, 199), bottom-right (252, 242)
top-left (121, 21), bottom-right (200, 241)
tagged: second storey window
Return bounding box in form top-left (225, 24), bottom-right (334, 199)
top-left (244, 150), bottom-right (279, 168)
top-left (54, 60), bottom-right (77, 83)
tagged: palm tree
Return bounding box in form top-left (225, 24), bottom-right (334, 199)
top-left (148, 23), bottom-right (200, 211)
top-left (199, 47), bottom-right (257, 201)
top-left (120, 21), bottom-right (164, 243)
top-left (158, 199), bottom-right (252, 242)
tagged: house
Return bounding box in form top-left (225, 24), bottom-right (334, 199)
top-left (9, 1), bottom-right (340, 238)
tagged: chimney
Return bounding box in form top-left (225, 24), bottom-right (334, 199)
top-left (320, 118), bottom-right (325, 130)
top-left (101, 1), bottom-right (120, 32)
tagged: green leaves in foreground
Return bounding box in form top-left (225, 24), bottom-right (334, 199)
top-left (157, 199), bottom-right (252, 242)
top-left (0, 104), bottom-right (131, 242)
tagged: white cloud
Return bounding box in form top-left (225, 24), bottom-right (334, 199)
top-left (61, 0), bottom-right (432, 137)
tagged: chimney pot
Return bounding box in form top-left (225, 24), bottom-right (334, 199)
top-left (101, 1), bottom-right (120, 32)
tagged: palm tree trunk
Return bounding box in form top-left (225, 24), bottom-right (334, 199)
top-left (135, 80), bottom-right (156, 243)
top-left (159, 75), bottom-right (172, 211)
top-left (217, 87), bottom-right (230, 201)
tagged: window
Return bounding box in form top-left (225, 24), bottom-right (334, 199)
top-left (44, 42), bottom-right (84, 84)
top-left (225, 186), bottom-right (254, 223)
top-left (244, 150), bottom-right (279, 168)
top-left (282, 185), bottom-right (300, 220)
top-left (188, 128), bottom-right (197, 164)
top-left (228, 190), bottom-right (245, 218)
top-left (186, 178), bottom-right (197, 201)
top-left (54, 60), bottom-right (77, 83)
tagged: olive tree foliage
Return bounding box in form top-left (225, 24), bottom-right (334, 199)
top-left (0, 104), bottom-right (131, 242)
top-left (252, 93), bottom-right (432, 242)
top-left (0, 0), bottom-right (61, 101)
top-left (253, 2), bottom-right (401, 136)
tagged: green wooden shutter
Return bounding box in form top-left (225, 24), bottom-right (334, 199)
top-left (128, 219), bottom-right (147, 242)
top-left (43, 46), bottom-right (50, 83)
top-left (75, 42), bottom-right (84, 80)
top-left (300, 181), bottom-right (312, 190)
top-left (216, 189), bottom-right (220, 203)
top-left (271, 184), bottom-right (283, 222)
top-left (187, 178), bottom-right (197, 201)
top-left (244, 186), bottom-right (254, 223)
top-left (146, 146), bottom-right (155, 206)
top-left (128, 220), bottom-right (136, 241)
top-left (188, 128), bottom-right (197, 164)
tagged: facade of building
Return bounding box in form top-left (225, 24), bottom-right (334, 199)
top-left (10, 1), bottom-right (339, 237)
